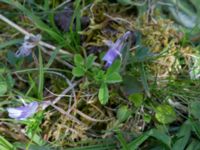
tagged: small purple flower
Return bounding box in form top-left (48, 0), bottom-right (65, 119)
top-left (15, 34), bottom-right (41, 58)
top-left (103, 31), bottom-right (131, 67)
top-left (7, 102), bottom-right (39, 120)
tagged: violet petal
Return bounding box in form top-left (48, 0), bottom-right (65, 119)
top-left (7, 102), bottom-right (38, 120)
top-left (103, 48), bottom-right (120, 67)
top-left (15, 34), bottom-right (41, 58)
top-left (102, 31), bottom-right (131, 67)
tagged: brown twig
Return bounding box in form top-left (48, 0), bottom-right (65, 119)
top-left (50, 103), bottom-right (86, 126)
top-left (74, 109), bottom-right (113, 122)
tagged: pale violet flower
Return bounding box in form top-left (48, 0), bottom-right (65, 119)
top-left (7, 102), bottom-right (39, 120)
top-left (15, 34), bottom-right (41, 58)
top-left (102, 31), bottom-right (131, 67)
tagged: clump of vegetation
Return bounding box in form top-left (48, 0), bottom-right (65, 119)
top-left (1, 0), bottom-right (200, 149)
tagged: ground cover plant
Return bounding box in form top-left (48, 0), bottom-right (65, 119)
top-left (1, 0), bottom-right (200, 149)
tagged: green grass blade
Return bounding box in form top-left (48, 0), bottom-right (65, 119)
top-left (45, 46), bottom-right (61, 68)
top-left (116, 131), bottom-right (129, 150)
top-left (139, 63), bottom-right (150, 97)
top-left (38, 48), bottom-right (44, 99)
top-left (0, 135), bottom-right (15, 150)
top-left (69, 0), bottom-right (81, 51)
top-left (128, 131), bottom-right (151, 150)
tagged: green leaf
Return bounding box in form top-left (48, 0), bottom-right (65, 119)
top-left (106, 60), bottom-right (121, 76)
top-left (0, 77), bottom-right (7, 96)
top-left (98, 83), bottom-right (109, 105)
top-left (190, 119), bottom-right (200, 139)
top-left (26, 132), bottom-right (45, 146)
top-left (72, 67), bottom-right (85, 77)
top-left (172, 121), bottom-right (191, 150)
top-left (128, 131), bottom-right (151, 150)
top-left (116, 131), bottom-right (129, 150)
top-left (105, 60), bottom-right (122, 84)
top-left (128, 93), bottom-right (144, 107)
top-left (186, 139), bottom-right (200, 150)
top-left (151, 129), bottom-right (171, 148)
top-left (122, 75), bottom-right (143, 95)
top-left (155, 104), bottom-right (176, 124)
top-left (105, 72), bottom-right (122, 83)
top-left (74, 54), bottom-right (84, 66)
top-left (143, 113), bottom-right (151, 123)
top-left (86, 54), bottom-right (96, 69)
top-left (93, 69), bottom-right (105, 82)
top-left (6, 74), bottom-right (15, 89)
top-left (7, 51), bottom-right (20, 66)
top-left (117, 105), bottom-right (132, 123)
top-left (190, 101), bottom-right (200, 119)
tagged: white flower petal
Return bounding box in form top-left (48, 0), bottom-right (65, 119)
top-left (7, 108), bottom-right (22, 118)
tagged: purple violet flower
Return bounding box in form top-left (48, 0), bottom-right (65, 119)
top-left (7, 102), bottom-right (39, 120)
top-left (15, 34), bottom-right (41, 58)
top-left (103, 31), bottom-right (131, 67)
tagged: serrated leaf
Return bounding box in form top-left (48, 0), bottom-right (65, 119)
top-left (105, 72), bottom-right (122, 83)
top-left (86, 54), bottom-right (96, 69)
top-left (93, 69), bottom-right (105, 82)
top-left (72, 67), bottom-right (85, 77)
top-left (98, 83), bottom-right (109, 105)
top-left (74, 54), bottom-right (84, 66)
top-left (117, 105), bottom-right (132, 123)
top-left (155, 104), bottom-right (176, 124)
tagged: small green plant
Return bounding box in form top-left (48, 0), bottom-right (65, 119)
top-left (72, 54), bottom-right (96, 77)
top-left (94, 60), bottom-right (122, 104)
top-left (73, 54), bottom-right (122, 104)
top-left (2, 0), bottom-right (200, 149)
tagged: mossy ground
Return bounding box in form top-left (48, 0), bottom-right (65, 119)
top-left (1, 0), bottom-right (200, 149)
